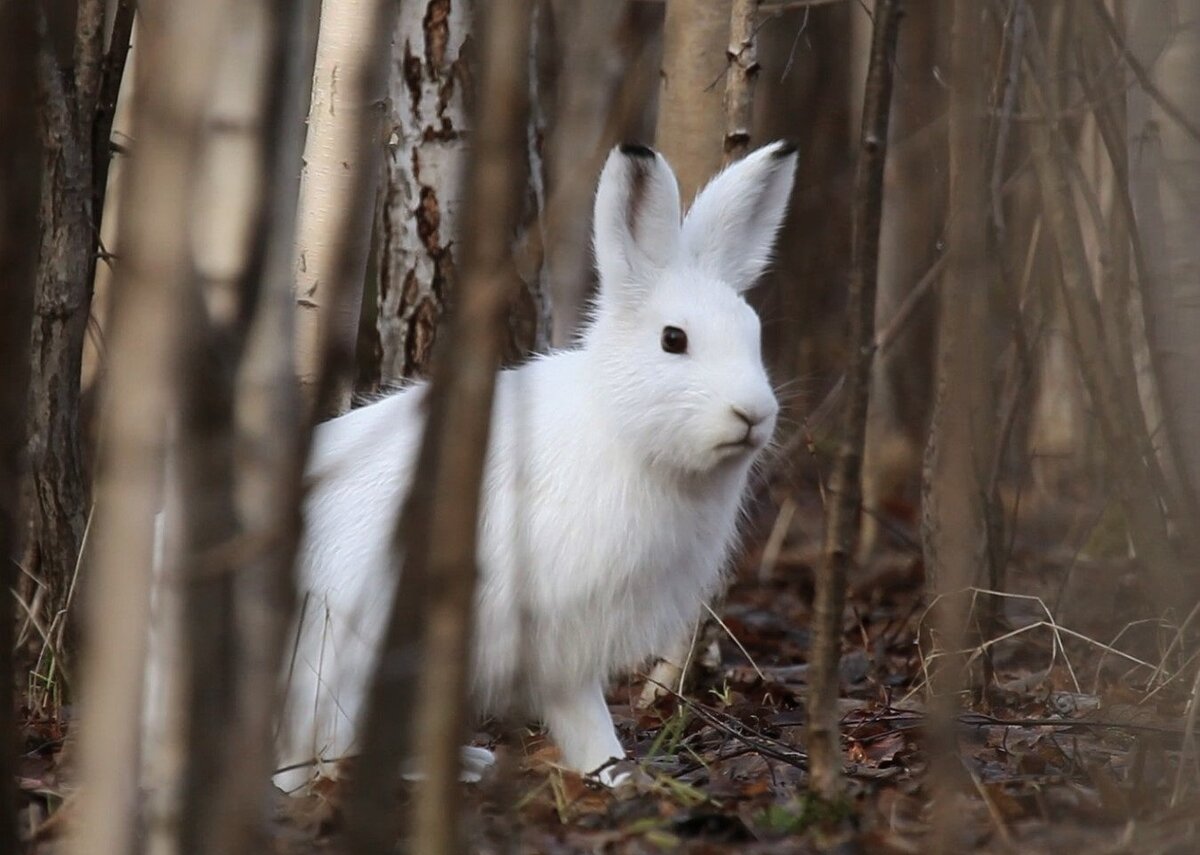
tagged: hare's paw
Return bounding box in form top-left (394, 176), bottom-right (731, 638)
top-left (590, 757), bottom-right (645, 789)
top-left (544, 681), bottom-right (628, 784)
top-left (400, 745), bottom-right (497, 783)
top-left (460, 745), bottom-right (497, 783)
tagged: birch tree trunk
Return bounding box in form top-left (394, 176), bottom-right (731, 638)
top-left (655, 0), bottom-right (731, 204)
top-left (347, 1), bottom-right (533, 849)
top-left (0, 4), bottom-right (42, 850)
top-left (294, 0), bottom-right (393, 412)
top-left (1127, 0), bottom-right (1200, 551)
top-left (374, 0), bottom-right (472, 383)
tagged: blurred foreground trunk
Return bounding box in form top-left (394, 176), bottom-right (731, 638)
top-left (154, 3), bottom-right (309, 854)
top-left (347, 1), bottom-right (532, 851)
top-left (68, 0), bottom-right (235, 852)
top-left (0, 3), bottom-right (43, 849)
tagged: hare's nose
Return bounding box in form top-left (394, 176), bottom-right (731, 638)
top-left (732, 407), bottom-right (767, 430)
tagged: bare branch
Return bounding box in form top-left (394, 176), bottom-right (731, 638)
top-left (1089, 0), bottom-right (1200, 148)
top-left (807, 0), bottom-right (902, 802)
top-left (1021, 5), bottom-right (1189, 610)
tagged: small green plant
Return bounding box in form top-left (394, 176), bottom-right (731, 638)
top-left (754, 794), bottom-right (852, 836)
top-left (708, 680), bottom-right (734, 707)
top-left (645, 706), bottom-right (690, 758)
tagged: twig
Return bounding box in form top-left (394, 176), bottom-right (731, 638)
top-left (807, 0), bottom-right (902, 801)
top-left (90, 0), bottom-right (135, 233)
top-left (1171, 664), bottom-right (1200, 804)
top-left (757, 496), bottom-right (797, 582)
top-left (702, 602), bottom-right (766, 682)
top-left (1021, 4), bottom-right (1188, 611)
top-left (1088, 0), bottom-right (1200, 147)
top-left (641, 676), bottom-right (808, 771)
top-left (964, 757), bottom-right (1015, 848)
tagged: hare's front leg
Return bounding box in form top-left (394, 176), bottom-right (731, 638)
top-left (543, 681), bottom-right (627, 784)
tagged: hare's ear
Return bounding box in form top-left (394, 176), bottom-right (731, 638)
top-left (593, 144), bottom-right (682, 305)
top-left (680, 140), bottom-right (798, 292)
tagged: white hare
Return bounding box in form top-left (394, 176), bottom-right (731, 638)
top-left (276, 140), bottom-right (797, 790)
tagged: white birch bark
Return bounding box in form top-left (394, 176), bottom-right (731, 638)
top-left (375, 0), bottom-right (472, 383)
top-left (294, 0), bottom-right (388, 410)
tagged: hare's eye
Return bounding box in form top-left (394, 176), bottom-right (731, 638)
top-left (661, 326), bottom-right (688, 355)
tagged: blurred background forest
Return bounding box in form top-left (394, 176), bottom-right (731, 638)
top-left (4, 0), bottom-right (1200, 852)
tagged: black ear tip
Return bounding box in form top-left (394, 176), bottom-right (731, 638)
top-left (771, 139), bottom-right (799, 159)
top-left (619, 142), bottom-right (656, 159)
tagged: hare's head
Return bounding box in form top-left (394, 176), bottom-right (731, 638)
top-left (584, 141), bottom-right (797, 476)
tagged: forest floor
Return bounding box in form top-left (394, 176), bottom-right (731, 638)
top-left (15, 482), bottom-right (1200, 853)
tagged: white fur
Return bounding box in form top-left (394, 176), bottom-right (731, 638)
top-left (275, 141), bottom-right (798, 790)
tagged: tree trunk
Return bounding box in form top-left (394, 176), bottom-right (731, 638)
top-left (347, 1), bottom-right (532, 850)
top-left (67, 0), bottom-right (235, 851)
top-left (294, 0), bottom-right (393, 413)
top-left (721, 0), bottom-right (760, 166)
top-left (922, 2), bottom-right (998, 843)
top-left (859, 3), bottom-right (946, 562)
top-left (26, 0), bottom-right (108, 666)
top-left (541, 1), bottom-right (655, 346)
top-left (1126, 0), bottom-right (1200, 556)
top-left (922, 1), bottom-right (998, 599)
top-left (655, 0), bottom-right (731, 204)
top-left (373, 0), bottom-right (472, 384)
top-left (0, 4), bottom-right (42, 850)
top-left (162, 4), bottom-right (308, 854)
top-left (807, 0), bottom-right (902, 801)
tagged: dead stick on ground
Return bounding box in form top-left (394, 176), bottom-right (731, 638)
top-left (806, 0), bottom-right (903, 802)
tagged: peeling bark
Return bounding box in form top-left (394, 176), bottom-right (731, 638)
top-left (375, 0), bottom-right (472, 384)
